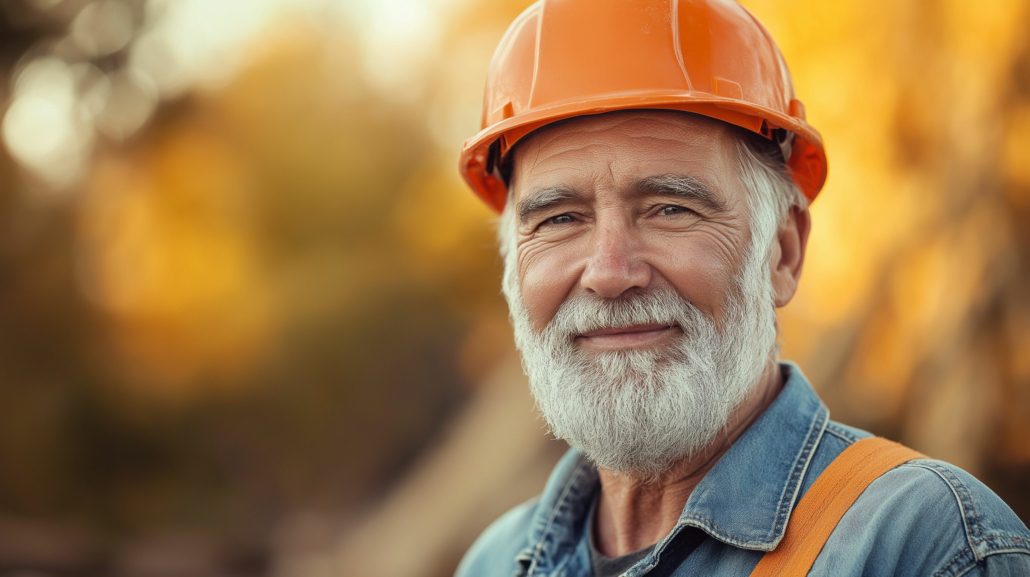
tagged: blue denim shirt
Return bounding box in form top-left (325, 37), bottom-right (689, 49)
top-left (456, 363), bottom-right (1030, 577)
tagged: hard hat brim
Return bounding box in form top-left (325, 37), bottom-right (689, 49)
top-left (459, 91), bottom-right (827, 212)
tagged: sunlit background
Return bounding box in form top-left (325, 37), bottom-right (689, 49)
top-left (0, 0), bottom-right (1027, 576)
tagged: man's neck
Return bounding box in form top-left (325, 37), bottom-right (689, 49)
top-left (592, 362), bottom-right (785, 557)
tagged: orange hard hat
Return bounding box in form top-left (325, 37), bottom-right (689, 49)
top-left (459, 0), bottom-right (827, 212)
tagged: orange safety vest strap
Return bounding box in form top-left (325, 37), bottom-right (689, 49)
top-left (748, 437), bottom-right (925, 577)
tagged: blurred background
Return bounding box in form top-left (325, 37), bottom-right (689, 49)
top-left (0, 0), bottom-right (1027, 575)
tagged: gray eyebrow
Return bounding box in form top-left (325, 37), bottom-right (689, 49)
top-left (636, 174), bottom-right (728, 213)
top-left (516, 174), bottom-right (726, 225)
top-left (517, 186), bottom-right (579, 224)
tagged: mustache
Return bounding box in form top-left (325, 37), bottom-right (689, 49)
top-left (545, 288), bottom-right (705, 337)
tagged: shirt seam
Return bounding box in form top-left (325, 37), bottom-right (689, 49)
top-left (823, 421), bottom-right (861, 444)
top-left (771, 404), bottom-right (829, 543)
top-left (937, 548), bottom-right (1030, 577)
top-left (934, 544), bottom-right (977, 577)
top-left (907, 461), bottom-right (984, 560)
top-left (529, 458), bottom-right (594, 576)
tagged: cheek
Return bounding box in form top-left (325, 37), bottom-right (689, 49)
top-left (650, 235), bottom-right (741, 321)
top-left (517, 240), bottom-right (584, 332)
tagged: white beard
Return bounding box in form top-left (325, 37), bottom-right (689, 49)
top-left (504, 243), bottom-right (779, 479)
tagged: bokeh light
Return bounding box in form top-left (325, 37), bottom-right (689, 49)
top-left (0, 1), bottom-right (1026, 576)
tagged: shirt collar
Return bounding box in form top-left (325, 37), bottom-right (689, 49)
top-left (677, 361), bottom-right (829, 550)
top-left (521, 362), bottom-right (829, 572)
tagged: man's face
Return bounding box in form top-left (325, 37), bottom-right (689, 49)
top-left (503, 111), bottom-right (781, 477)
top-left (510, 111), bottom-right (754, 334)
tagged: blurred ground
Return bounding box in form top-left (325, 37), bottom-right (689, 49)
top-left (0, 1), bottom-right (1027, 576)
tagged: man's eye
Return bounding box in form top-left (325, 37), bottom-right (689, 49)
top-left (543, 214), bottom-right (575, 226)
top-left (657, 205), bottom-right (692, 216)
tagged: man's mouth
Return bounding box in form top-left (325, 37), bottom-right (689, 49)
top-left (575, 323), bottom-right (680, 351)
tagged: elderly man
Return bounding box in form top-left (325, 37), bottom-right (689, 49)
top-left (455, 2), bottom-right (1030, 576)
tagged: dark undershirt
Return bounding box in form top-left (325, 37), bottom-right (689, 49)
top-left (586, 496), bottom-right (656, 577)
top-left (586, 494), bottom-right (706, 577)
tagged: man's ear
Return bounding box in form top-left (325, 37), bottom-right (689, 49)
top-left (770, 205), bottom-right (811, 307)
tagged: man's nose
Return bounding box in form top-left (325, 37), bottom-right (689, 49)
top-left (579, 220), bottom-right (653, 299)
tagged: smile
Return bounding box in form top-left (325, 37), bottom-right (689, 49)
top-left (575, 323), bottom-right (681, 351)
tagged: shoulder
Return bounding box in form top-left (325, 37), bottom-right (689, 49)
top-left (455, 497), bottom-right (539, 577)
top-left (874, 459), bottom-right (1030, 576)
top-left (810, 428), bottom-right (1030, 576)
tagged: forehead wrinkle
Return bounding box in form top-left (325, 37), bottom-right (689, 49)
top-left (517, 137), bottom-right (700, 193)
top-left (513, 142), bottom-right (613, 202)
top-left (518, 115), bottom-right (721, 164)
top-left (530, 140), bottom-right (616, 164)
top-left (521, 134), bottom-right (726, 180)
top-left (528, 133), bottom-right (707, 166)
top-left (572, 112), bottom-right (732, 146)
top-left (519, 109), bottom-right (733, 151)
top-left (512, 111), bottom-right (741, 207)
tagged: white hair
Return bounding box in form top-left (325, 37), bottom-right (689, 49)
top-left (733, 135), bottom-right (809, 267)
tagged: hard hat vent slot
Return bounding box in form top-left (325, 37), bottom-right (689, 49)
top-left (772, 128), bottom-right (794, 162)
top-left (486, 142), bottom-right (501, 174)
